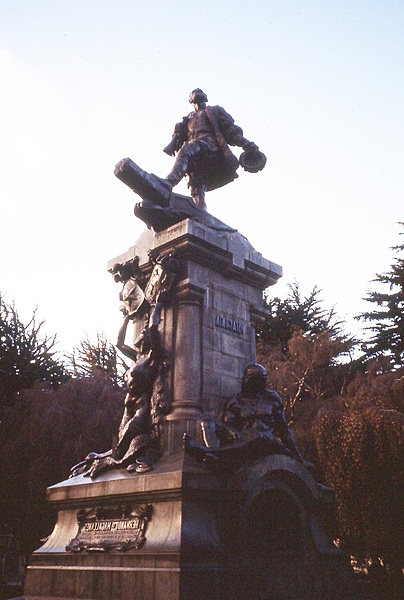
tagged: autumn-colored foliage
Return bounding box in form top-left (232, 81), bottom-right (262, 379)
top-left (315, 405), bottom-right (404, 565)
top-left (0, 373), bottom-right (124, 553)
top-left (257, 276), bottom-right (404, 579)
top-left (310, 361), bottom-right (404, 583)
top-left (257, 328), bottom-right (354, 423)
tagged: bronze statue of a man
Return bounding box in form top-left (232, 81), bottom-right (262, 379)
top-left (114, 88), bottom-right (266, 228)
top-left (185, 363), bottom-right (308, 472)
top-left (161, 88), bottom-right (262, 209)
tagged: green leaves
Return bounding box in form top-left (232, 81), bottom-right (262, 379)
top-left (359, 223), bottom-right (404, 367)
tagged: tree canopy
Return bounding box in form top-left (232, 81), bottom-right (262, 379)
top-left (0, 295), bottom-right (67, 405)
top-left (258, 281), bottom-right (348, 354)
top-left (359, 222), bottom-right (404, 368)
top-left (65, 331), bottom-right (128, 388)
top-left (256, 282), bottom-right (356, 424)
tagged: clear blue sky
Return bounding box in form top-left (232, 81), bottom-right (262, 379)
top-left (1, 1), bottom-right (403, 352)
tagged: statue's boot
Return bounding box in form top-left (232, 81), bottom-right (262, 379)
top-left (189, 183), bottom-right (207, 210)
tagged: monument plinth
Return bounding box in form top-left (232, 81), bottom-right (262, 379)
top-left (106, 214), bottom-right (281, 452)
top-left (24, 209), bottom-right (283, 600)
top-left (24, 88), bottom-right (352, 599)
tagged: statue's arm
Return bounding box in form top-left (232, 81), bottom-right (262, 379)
top-left (216, 106), bottom-right (257, 150)
top-left (163, 116), bottom-right (189, 155)
top-left (218, 397), bottom-right (241, 442)
top-left (116, 314), bottom-right (138, 362)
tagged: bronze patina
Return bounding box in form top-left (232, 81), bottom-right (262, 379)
top-left (70, 254), bottom-right (180, 478)
top-left (161, 88), bottom-right (266, 208)
top-left (114, 88), bottom-right (266, 229)
top-left (184, 363), bottom-right (312, 472)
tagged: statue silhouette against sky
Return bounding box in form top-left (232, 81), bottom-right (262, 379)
top-left (114, 88), bottom-right (266, 227)
top-left (160, 88), bottom-right (265, 209)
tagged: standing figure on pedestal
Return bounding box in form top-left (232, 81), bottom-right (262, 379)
top-left (70, 305), bottom-right (164, 478)
top-left (185, 363), bottom-right (311, 472)
top-left (70, 254), bottom-right (180, 478)
top-left (114, 88), bottom-right (266, 230)
top-left (161, 88), bottom-right (265, 209)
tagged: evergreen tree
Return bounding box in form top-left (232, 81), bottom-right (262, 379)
top-left (0, 294), bottom-right (67, 405)
top-left (359, 223), bottom-right (404, 367)
top-left (256, 282), bottom-right (356, 427)
top-left (257, 281), bottom-right (347, 354)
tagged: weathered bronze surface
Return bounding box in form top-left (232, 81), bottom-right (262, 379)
top-left (161, 88), bottom-right (264, 208)
top-left (114, 88), bottom-right (266, 229)
top-left (184, 363), bottom-right (312, 472)
top-left (66, 504), bottom-right (152, 552)
top-left (70, 253), bottom-right (181, 479)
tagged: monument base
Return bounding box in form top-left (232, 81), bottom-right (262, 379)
top-left (24, 453), bottom-right (352, 600)
top-left (24, 211), bottom-right (352, 599)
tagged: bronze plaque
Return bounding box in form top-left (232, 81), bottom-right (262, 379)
top-left (66, 504), bottom-right (152, 552)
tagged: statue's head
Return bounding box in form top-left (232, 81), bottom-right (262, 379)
top-left (241, 363), bottom-right (267, 396)
top-left (189, 88), bottom-right (208, 105)
top-left (111, 262), bottom-right (133, 283)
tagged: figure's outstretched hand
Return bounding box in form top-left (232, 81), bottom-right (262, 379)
top-left (70, 451), bottom-right (116, 479)
top-left (242, 141), bottom-right (259, 153)
top-left (83, 456), bottom-right (118, 479)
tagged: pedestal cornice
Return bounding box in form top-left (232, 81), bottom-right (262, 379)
top-left (108, 218), bottom-right (282, 291)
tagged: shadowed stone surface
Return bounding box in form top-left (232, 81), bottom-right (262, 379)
top-left (24, 207), bottom-right (352, 599)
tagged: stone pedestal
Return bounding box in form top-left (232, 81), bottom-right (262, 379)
top-left (24, 210), bottom-right (352, 600)
top-left (106, 216), bottom-right (282, 452)
top-left (24, 454), bottom-right (227, 600)
top-left (24, 454), bottom-right (352, 600)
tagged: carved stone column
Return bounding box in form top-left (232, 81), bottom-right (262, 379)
top-left (170, 284), bottom-right (205, 418)
top-left (165, 283), bottom-right (205, 452)
top-left (106, 217), bottom-right (283, 455)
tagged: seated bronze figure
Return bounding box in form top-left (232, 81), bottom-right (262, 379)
top-left (184, 363), bottom-right (310, 472)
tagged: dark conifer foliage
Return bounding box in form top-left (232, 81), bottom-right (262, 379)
top-left (359, 223), bottom-right (404, 367)
top-left (258, 281), bottom-right (351, 354)
top-left (0, 295), bottom-right (67, 405)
